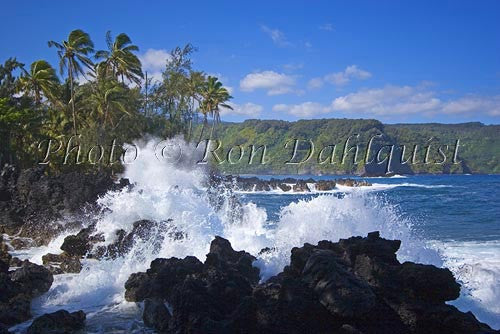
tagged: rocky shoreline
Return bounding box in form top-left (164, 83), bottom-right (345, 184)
top-left (0, 166), bottom-right (497, 333)
top-left (228, 176), bottom-right (372, 193)
top-left (121, 233), bottom-right (496, 334)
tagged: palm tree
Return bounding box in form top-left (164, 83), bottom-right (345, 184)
top-left (48, 29), bottom-right (94, 135)
top-left (198, 76), bottom-right (233, 141)
top-left (95, 31), bottom-right (143, 85)
top-left (86, 78), bottom-right (130, 130)
top-left (185, 71), bottom-right (205, 140)
top-left (18, 60), bottom-right (59, 105)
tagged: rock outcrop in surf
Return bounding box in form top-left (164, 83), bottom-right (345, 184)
top-left (0, 165), bottom-right (128, 244)
top-left (26, 309), bottom-right (86, 334)
top-left (125, 232), bottom-right (495, 334)
top-left (0, 255), bottom-right (53, 327)
top-left (230, 176), bottom-right (372, 192)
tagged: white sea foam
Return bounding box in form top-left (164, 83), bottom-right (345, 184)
top-left (11, 138), bottom-right (497, 331)
top-left (368, 182), bottom-right (454, 190)
top-left (235, 182), bottom-right (453, 195)
top-left (255, 193), bottom-right (442, 279)
top-left (9, 232), bottom-right (72, 265)
top-left (430, 240), bottom-right (500, 329)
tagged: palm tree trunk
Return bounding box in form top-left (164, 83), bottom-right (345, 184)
top-left (187, 118), bottom-right (193, 142)
top-left (198, 116), bottom-right (207, 143)
top-left (209, 118), bottom-right (216, 141)
top-left (69, 65), bottom-right (77, 136)
top-left (35, 85), bottom-right (41, 106)
top-left (103, 107), bottom-right (109, 132)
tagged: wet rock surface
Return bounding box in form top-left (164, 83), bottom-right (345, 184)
top-left (59, 219), bottom-right (176, 262)
top-left (27, 309), bottom-right (86, 334)
top-left (0, 261), bottom-right (54, 327)
top-left (143, 298), bottom-right (171, 332)
top-left (42, 252), bottom-right (82, 274)
top-left (0, 323), bottom-right (9, 334)
top-left (60, 224), bottom-right (101, 258)
top-left (10, 262), bottom-right (54, 298)
top-left (0, 237), bottom-right (11, 273)
top-left (233, 176), bottom-right (371, 192)
top-left (0, 164), bottom-right (128, 243)
top-left (125, 233), bottom-right (495, 334)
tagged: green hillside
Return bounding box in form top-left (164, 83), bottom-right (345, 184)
top-left (203, 119), bottom-right (499, 175)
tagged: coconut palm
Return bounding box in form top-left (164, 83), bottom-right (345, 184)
top-left (18, 60), bottom-right (59, 105)
top-left (0, 58), bottom-right (24, 98)
top-left (48, 29), bottom-right (94, 135)
top-left (95, 31), bottom-right (143, 85)
top-left (198, 76), bottom-right (233, 141)
top-left (85, 78), bottom-right (130, 129)
top-left (185, 71), bottom-right (205, 140)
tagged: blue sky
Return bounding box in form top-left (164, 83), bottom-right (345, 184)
top-left (1, 0), bottom-right (499, 124)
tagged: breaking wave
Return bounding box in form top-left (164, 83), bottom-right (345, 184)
top-left (10, 138), bottom-right (498, 331)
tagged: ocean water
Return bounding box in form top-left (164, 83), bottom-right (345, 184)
top-left (8, 139), bottom-right (500, 332)
top-left (239, 174), bottom-right (500, 328)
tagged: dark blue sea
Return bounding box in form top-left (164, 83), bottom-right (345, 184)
top-left (10, 165), bottom-right (500, 331)
top-left (241, 174), bottom-right (500, 242)
top-left (239, 174), bottom-right (500, 327)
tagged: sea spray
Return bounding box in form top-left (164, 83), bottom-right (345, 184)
top-left (254, 193), bottom-right (442, 280)
top-left (433, 240), bottom-right (500, 328)
top-left (11, 138), bottom-right (496, 331)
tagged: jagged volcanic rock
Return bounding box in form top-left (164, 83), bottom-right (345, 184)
top-left (0, 164), bottom-right (129, 243)
top-left (232, 176), bottom-right (371, 193)
top-left (10, 261), bottom-right (53, 297)
top-left (42, 252), bottom-right (82, 274)
top-left (143, 298), bottom-right (171, 332)
top-left (27, 309), bottom-right (86, 334)
top-left (125, 233), bottom-right (495, 334)
top-left (0, 261), bottom-right (54, 327)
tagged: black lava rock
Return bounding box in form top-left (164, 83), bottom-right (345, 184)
top-left (143, 298), bottom-right (171, 333)
top-left (27, 310), bottom-right (86, 334)
top-left (10, 262), bottom-right (53, 297)
top-left (125, 233), bottom-right (496, 334)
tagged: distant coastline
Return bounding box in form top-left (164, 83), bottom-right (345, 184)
top-left (213, 119), bottom-right (499, 175)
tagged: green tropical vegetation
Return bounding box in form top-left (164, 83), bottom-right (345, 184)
top-left (0, 29), bottom-right (232, 172)
top-left (0, 29), bottom-right (498, 175)
top-left (213, 119), bottom-right (500, 175)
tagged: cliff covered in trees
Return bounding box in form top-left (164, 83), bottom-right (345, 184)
top-left (212, 119), bottom-right (499, 175)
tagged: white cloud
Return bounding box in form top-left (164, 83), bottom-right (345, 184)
top-left (344, 65), bottom-right (372, 80)
top-left (274, 85), bottom-right (500, 119)
top-left (140, 49), bottom-right (171, 71)
top-left (442, 96), bottom-right (500, 116)
top-left (324, 72), bottom-right (350, 86)
top-left (261, 25), bottom-right (292, 47)
top-left (319, 23), bottom-right (334, 31)
top-left (330, 85), bottom-right (441, 115)
top-left (283, 63), bottom-right (304, 71)
top-left (139, 49), bottom-right (171, 83)
top-left (309, 65), bottom-right (372, 89)
top-left (307, 77), bottom-right (324, 90)
top-left (240, 70), bottom-right (296, 95)
top-left (273, 102), bottom-right (331, 118)
top-left (222, 102), bottom-right (263, 117)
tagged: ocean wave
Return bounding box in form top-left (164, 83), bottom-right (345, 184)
top-left (364, 174), bottom-right (408, 178)
top-left (15, 138), bottom-right (497, 331)
top-left (430, 240), bottom-right (500, 329)
top-left (369, 182), bottom-right (455, 190)
top-left (234, 182), bottom-right (454, 195)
